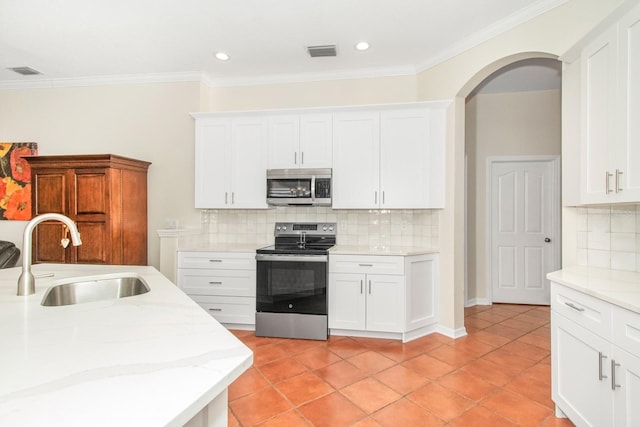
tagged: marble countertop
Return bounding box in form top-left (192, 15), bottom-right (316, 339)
top-left (547, 266), bottom-right (640, 314)
top-left (0, 264), bottom-right (253, 427)
top-left (329, 245), bottom-right (439, 256)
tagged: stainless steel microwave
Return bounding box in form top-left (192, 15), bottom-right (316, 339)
top-left (266, 168), bottom-right (332, 206)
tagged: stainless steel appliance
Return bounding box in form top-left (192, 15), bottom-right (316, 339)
top-left (255, 222), bottom-right (336, 340)
top-left (266, 168), bottom-right (331, 206)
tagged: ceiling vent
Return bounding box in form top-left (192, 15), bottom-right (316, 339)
top-left (307, 45), bottom-right (337, 58)
top-left (7, 67), bottom-right (42, 76)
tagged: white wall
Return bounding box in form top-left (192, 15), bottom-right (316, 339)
top-left (465, 90), bottom-right (561, 303)
top-left (0, 81), bottom-right (203, 267)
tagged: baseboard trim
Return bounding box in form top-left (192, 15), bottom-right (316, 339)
top-left (436, 324), bottom-right (468, 339)
top-left (464, 298), bottom-right (492, 307)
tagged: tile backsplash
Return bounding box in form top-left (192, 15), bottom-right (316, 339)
top-left (198, 207), bottom-right (439, 248)
top-left (576, 205), bottom-right (640, 271)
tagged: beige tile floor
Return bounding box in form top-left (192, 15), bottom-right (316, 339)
top-left (227, 304), bottom-right (575, 426)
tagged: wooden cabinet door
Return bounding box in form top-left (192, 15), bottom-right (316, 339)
top-left (32, 169), bottom-right (70, 263)
top-left (551, 312), bottom-right (613, 426)
top-left (366, 274), bottom-right (404, 333)
top-left (299, 113), bottom-right (332, 169)
top-left (332, 111), bottom-right (380, 208)
top-left (72, 169), bottom-right (109, 264)
top-left (328, 273), bottom-right (366, 331)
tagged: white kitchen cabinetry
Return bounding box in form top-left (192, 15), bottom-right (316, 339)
top-left (268, 114), bottom-right (332, 169)
top-left (332, 104), bottom-right (446, 209)
top-left (194, 116), bottom-right (267, 209)
top-left (329, 253), bottom-right (438, 342)
top-left (177, 251), bottom-right (256, 328)
top-left (567, 2), bottom-right (640, 204)
top-left (551, 282), bottom-right (640, 426)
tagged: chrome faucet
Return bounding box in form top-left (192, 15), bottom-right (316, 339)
top-left (17, 213), bottom-right (82, 296)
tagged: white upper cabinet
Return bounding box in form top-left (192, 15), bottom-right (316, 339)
top-left (332, 111), bottom-right (381, 208)
top-left (568, 1), bottom-right (640, 204)
top-left (194, 115), bottom-right (268, 209)
top-left (332, 104), bottom-right (446, 209)
top-left (267, 113), bottom-right (332, 169)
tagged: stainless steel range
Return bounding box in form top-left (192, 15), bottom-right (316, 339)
top-left (255, 222), bottom-right (336, 340)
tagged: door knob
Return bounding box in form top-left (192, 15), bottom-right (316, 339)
top-left (544, 237), bottom-right (551, 243)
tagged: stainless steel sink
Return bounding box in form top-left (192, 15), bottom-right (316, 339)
top-left (41, 273), bottom-right (150, 306)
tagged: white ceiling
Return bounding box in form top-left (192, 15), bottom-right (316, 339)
top-left (0, 0), bottom-right (567, 88)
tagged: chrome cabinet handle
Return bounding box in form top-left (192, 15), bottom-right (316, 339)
top-left (606, 171), bottom-right (614, 194)
top-left (301, 152), bottom-right (304, 165)
top-left (208, 259), bottom-right (222, 263)
top-left (231, 192), bottom-right (235, 204)
top-left (359, 263), bottom-right (373, 267)
top-left (599, 352), bottom-right (608, 380)
top-left (208, 281), bottom-right (223, 285)
top-left (294, 152), bottom-right (297, 164)
top-left (225, 192), bottom-right (228, 204)
top-left (311, 175), bottom-right (316, 201)
top-left (611, 359), bottom-right (621, 390)
top-left (208, 308), bottom-right (222, 312)
top-left (382, 191), bottom-right (385, 204)
top-left (374, 191), bottom-right (378, 204)
top-left (360, 280), bottom-right (363, 294)
top-left (565, 301), bottom-right (585, 312)
top-left (368, 280), bottom-right (372, 294)
top-left (616, 169), bottom-right (623, 193)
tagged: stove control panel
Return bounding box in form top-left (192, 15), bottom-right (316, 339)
top-left (274, 222), bottom-right (336, 236)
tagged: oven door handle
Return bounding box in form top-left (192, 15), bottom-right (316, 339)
top-left (256, 253), bottom-right (328, 263)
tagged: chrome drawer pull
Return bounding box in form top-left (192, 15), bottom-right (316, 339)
top-left (208, 259), bottom-right (222, 263)
top-left (208, 308), bottom-right (222, 312)
top-left (599, 352), bottom-right (608, 380)
top-left (360, 280), bottom-right (363, 294)
top-left (564, 301), bottom-right (585, 312)
top-left (359, 263), bottom-right (373, 267)
top-left (611, 360), bottom-right (621, 390)
top-left (209, 281), bottom-right (223, 285)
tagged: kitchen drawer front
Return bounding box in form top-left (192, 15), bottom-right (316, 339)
top-left (177, 251), bottom-right (255, 270)
top-left (178, 268), bottom-right (256, 297)
top-left (551, 283), bottom-right (613, 338)
top-left (191, 295), bottom-right (256, 325)
top-left (329, 255), bottom-right (404, 275)
top-left (613, 305), bottom-right (640, 356)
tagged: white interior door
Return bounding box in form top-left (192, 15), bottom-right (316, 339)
top-left (490, 157), bottom-right (560, 304)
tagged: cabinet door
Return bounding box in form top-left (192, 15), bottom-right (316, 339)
top-left (580, 27), bottom-right (618, 204)
top-left (72, 169), bottom-right (109, 264)
top-left (31, 169), bottom-right (70, 263)
top-left (230, 117), bottom-right (268, 208)
top-left (406, 254), bottom-right (438, 331)
top-left (552, 312), bottom-right (613, 427)
top-left (617, 4), bottom-right (640, 201)
top-left (194, 118), bottom-right (231, 208)
top-left (328, 273), bottom-right (366, 331)
top-left (612, 347), bottom-right (640, 426)
top-left (332, 111), bottom-right (380, 208)
top-left (267, 115), bottom-right (300, 169)
top-left (380, 108), bottom-right (431, 208)
top-left (366, 274), bottom-right (404, 333)
top-left (299, 113), bottom-right (332, 168)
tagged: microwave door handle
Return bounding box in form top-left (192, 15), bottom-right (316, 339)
top-left (311, 175), bottom-right (316, 201)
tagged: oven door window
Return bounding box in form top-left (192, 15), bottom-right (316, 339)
top-left (266, 178), bottom-right (312, 199)
top-left (256, 259), bottom-right (327, 315)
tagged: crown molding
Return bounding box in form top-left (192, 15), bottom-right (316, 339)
top-left (0, 71), bottom-right (203, 90)
top-left (415, 0), bottom-right (569, 73)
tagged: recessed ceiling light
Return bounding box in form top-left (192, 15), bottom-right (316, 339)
top-left (215, 52), bottom-right (230, 61)
top-left (355, 41), bottom-right (370, 51)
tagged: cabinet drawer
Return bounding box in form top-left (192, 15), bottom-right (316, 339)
top-left (178, 268), bottom-right (256, 297)
top-left (551, 283), bottom-right (612, 338)
top-left (329, 255), bottom-right (404, 275)
top-left (613, 306), bottom-right (640, 356)
top-left (178, 251), bottom-right (255, 270)
top-left (191, 295), bottom-right (256, 325)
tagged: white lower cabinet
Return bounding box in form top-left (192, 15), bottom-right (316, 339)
top-left (177, 251), bottom-right (256, 327)
top-left (329, 253), bottom-right (438, 342)
top-left (551, 282), bottom-right (640, 426)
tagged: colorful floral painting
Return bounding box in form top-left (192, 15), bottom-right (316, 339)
top-left (0, 142), bottom-right (38, 220)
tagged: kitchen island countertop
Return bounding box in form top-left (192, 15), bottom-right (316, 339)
top-left (0, 263), bottom-right (252, 427)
